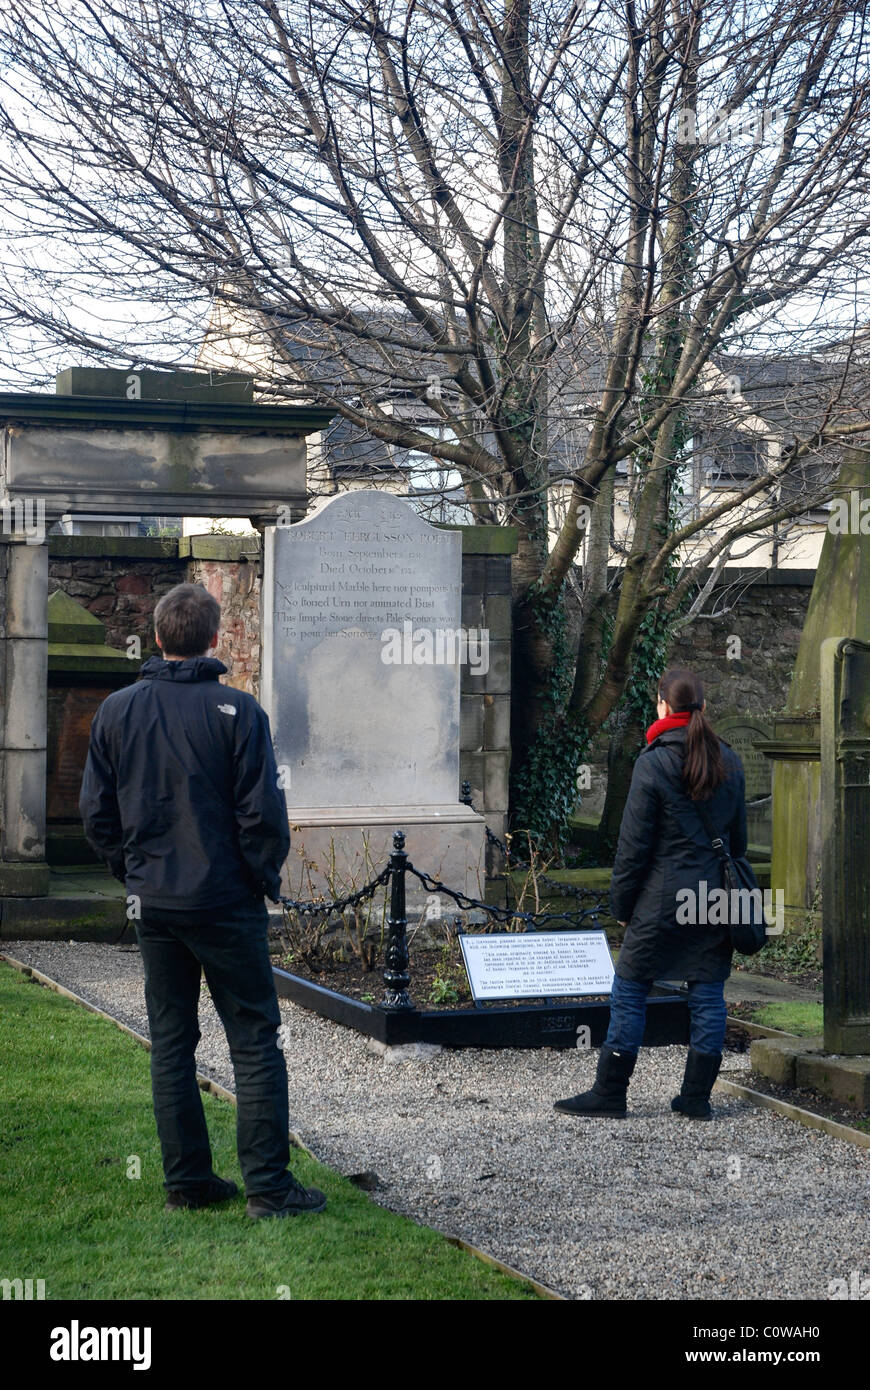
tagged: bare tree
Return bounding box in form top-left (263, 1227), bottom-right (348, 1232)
top-left (2, 0), bottom-right (870, 841)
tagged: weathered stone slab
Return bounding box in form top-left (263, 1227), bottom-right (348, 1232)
top-left (795, 1052), bottom-right (870, 1111)
top-left (262, 491), bottom-right (485, 899)
top-left (718, 714), bottom-right (773, 847)
top-left (2, 424), bottom-right (308, 520)
top-left (55, 366), bottom-right (254, 402)
top-left (263, 491), bottom-right (463, 809)
top-left (283, 808), bottom-right (485, 906)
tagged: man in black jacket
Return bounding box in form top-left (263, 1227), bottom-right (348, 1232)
top-left (80, 582), bottom-right (325, 1219)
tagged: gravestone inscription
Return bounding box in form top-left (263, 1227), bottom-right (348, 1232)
top-left (263, 490), bottom-right (462, 809)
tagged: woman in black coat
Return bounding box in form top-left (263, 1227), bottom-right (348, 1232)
top-left (555, 666), bottom-right (747, 1120)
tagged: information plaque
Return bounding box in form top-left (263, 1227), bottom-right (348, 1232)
top-left (458, 930), bottom-right (615, 1003)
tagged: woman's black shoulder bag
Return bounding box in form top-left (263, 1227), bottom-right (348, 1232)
top-left (691, 799), bottom-right (767, 956)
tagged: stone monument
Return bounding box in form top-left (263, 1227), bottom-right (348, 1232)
top-left (757, 445), bottom-right (870, 932)
top-left (261, 491), bottom-right (486, 902)
top-left (820, 636), bottom-right (870, 1056)
top-left (750, 634), bottom-right (870, 1102)
top-left (0, 367), bottom-right (331, 902)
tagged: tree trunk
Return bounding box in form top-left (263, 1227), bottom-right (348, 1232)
top-left (596, 716), bottom-right (645, 861)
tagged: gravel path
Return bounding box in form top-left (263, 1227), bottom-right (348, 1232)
top-left (5, 939), bottom-right (869, 1301)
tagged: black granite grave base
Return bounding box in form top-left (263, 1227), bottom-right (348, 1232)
top-left (272, 966), bottom-right (690, 1048)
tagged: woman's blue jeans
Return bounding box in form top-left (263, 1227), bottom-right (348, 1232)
top-left (605, 975), bottom-right (727, 1055)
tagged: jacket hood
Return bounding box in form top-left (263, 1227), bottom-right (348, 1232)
top-left (139, 655), bottom-right (228, 682)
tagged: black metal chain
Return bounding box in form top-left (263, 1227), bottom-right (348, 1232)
top-left (276, 864), bottom-right (392, 921)
top-left (404, 861), bottom-right (603, 930)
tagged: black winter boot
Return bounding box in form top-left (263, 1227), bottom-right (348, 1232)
top-left (671, 1048), bottom-right (722, 1119)
top-left (554, 1045), bottom-right (637, 1118)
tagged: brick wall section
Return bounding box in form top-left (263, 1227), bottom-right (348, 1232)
top-left (187, 548), bottom-right (261, 698)
top-left (48, 538), bottom-right (187, 664)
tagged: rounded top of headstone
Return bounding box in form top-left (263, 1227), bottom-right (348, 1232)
top-left (293, 489), bottom-right (458, 544)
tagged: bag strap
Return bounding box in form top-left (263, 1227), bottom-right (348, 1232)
top-left (691, 798), bottom-right (731, 863)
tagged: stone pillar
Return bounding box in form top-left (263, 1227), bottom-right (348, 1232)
top-left (760, 445), bottom-right (870, 932)
top-left (0, 538), bottom-right (50, 894)
top-left (820, 636), bottom-right (870, 1055)
top-left (456, 529), bottom-right (515, 874)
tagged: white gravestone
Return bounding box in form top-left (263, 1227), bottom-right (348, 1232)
top-left (262, 492), bottom-right (485, 903)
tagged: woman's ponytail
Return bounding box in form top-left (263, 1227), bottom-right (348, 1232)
top-left (658, 668), bottom-right (725, 801)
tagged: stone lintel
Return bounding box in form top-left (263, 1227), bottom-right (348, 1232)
top-left (55, 367), bottom-right (255, 403)
top-left (0, 391), bottom-right (334, 433)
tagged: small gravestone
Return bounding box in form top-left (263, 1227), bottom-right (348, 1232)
top-left (261, 491), bottom-right (485, 901)
top-left (718, 715), bottom-right (773, 849)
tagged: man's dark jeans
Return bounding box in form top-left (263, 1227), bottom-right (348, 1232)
top-left (135, 895), bottom-right (291, 1197)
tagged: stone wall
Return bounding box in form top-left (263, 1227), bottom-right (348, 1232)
top-left (667, 571), bottom-right (814, 717)
top-left (47, 535), bottom-right (262, 696)
top-left (579, 569), bottom-right (814, 826)
top-left (48, 538), bottom-right (187, 667)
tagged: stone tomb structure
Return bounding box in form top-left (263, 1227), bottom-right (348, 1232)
top-left (262, 491), bottom-right (486, 902)
top-left (0, 368), bottom-right (331, 900)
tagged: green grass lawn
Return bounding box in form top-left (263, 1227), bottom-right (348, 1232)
top-left (0, 963), bottom-right (539, 1301)
top-left (749, 1000), bottom-right (824, 1037)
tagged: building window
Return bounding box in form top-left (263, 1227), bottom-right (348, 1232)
top-left (700, 434), bottom-right (766, 484)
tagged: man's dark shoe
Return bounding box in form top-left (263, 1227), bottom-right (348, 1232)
top-left (671, 1047), bottom-right (723, 1120)
top-left (246, 1174), bottom-right (327, 1219)
top-left (554, 1044), bottom-right (637, 1117)
top-left (164, 1175), bottom-right (239, 1211)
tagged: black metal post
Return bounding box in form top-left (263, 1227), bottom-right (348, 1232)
top-left (382, 829), bottom-right (413, 1010)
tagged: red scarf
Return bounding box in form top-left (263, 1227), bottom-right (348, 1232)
top-left (645, 709), bottom-right (692, 744)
